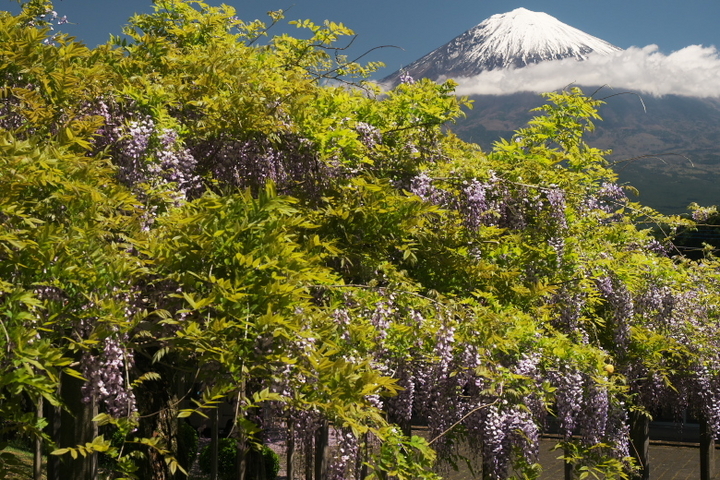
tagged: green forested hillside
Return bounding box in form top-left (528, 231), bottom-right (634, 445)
top-left (453, 92), bottom-right (720, 214)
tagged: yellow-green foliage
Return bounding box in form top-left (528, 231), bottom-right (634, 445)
top-left (2, 1), bottom-right (720, 479)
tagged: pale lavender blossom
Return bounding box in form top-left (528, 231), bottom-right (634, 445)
top-left (355, 122), bottom-right (382, 148)
top-left (81, 337), bottom-right (137, 418)
top-left (399, 71), bottom-right (414, 85)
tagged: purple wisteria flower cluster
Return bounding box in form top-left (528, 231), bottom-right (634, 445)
top-left (355, 122), bottom-right (382, 149)
top-left (548, 366), bottom-right (584, 440)
top-left (90, 101), bottom-right (208, 204)
top-left (689, 204), bottom-right (718, 223)
top-left (370, 297), bottom-right (395, 343)
top-left (694, 364), bottom-right (720, 435)
top-left (399, 71), bottom-right (415, 85)
top-left (409, 172), bottom-right (449, 206)
top-left (583, 182), bottom-right (628, 222)
top-left (147, 128), bottom-right (201, 201)
top-left (458, 173), bottom-right (531, 231)
top-left (410, 317), bottom-right (462, 456)
top-left (81, 336), bottom-right (137, 418)
top-left (409, 171), bottom-right (574, 242)
top-left (0, 82), bottom-right (24, 131)
top-left (386, 365), bottom-right (415, 426)
top-left (197, 135), bottom-right (332, 200)
top-left (596, 275), bottom-right (634, 353)
top-left (93, 102), bottom-right (153, 188)
top-left (327, 428), bottom-right (360, 480)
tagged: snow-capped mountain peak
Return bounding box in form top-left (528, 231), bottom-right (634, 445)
top-left (382, 8), bottom-right (622, 86)
top-left (469, 8), bottom-right (621, 67)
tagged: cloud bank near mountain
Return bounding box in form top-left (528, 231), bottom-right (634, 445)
top-left (450, 44), bottom-right (720, 97)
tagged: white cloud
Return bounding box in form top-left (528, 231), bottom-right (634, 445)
top-left (450, 45), bottom-right (720, 97)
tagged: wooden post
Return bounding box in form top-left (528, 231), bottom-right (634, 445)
top-left (210, 407), bottom-right (219, 480)
top-left (46, 401), bottom-right (61, 480)
top-left (700, 417), bottom-right (715, 480)
top-left (234, 382), bottom-right (250, 480)
top-left (305, 434), bottom-right (314, 480)
top-left (314, 420), bottom-right (329, 480)
top-left (237, 433), bottom-right (247, 480)
top-left (286, 422), bottom-right (295, 480)
top-left (564, 443), bottom-right (573, 480)
top-left (34, 397), bottom-right (43, 480)
top-left (257, 446), bottom-right (267, 480)
top-left (236, 397), bottom-right (248, 480)
top-left (359, 432), bottom-right (368, 480)
top-left (58, 372), bottom-right (97, 480)
top-left (629, 411), bottom-right (650, 480)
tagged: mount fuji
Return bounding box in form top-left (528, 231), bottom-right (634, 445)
top-left (381, 8), bottom-right (621, 87)
top-left (380, 9), bottom-right (720, 215)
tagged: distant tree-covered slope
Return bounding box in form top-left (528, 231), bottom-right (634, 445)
top-left (451, 92), bottom-right (720, 214)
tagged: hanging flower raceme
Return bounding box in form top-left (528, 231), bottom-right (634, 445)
top-left (81, 336), bottom-right (137, 418)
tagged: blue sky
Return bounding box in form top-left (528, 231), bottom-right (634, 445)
top-left (5, 0), bottom-right (720, 82)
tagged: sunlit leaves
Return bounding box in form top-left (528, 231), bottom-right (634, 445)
top-left (4, 1), bottom-right (720, 478)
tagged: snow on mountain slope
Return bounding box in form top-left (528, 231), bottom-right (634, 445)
top-left (381, 8), bottom-right (622, 86)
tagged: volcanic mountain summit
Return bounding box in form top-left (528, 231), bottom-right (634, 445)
top-left (381, 8), bottom-right (622, 86)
